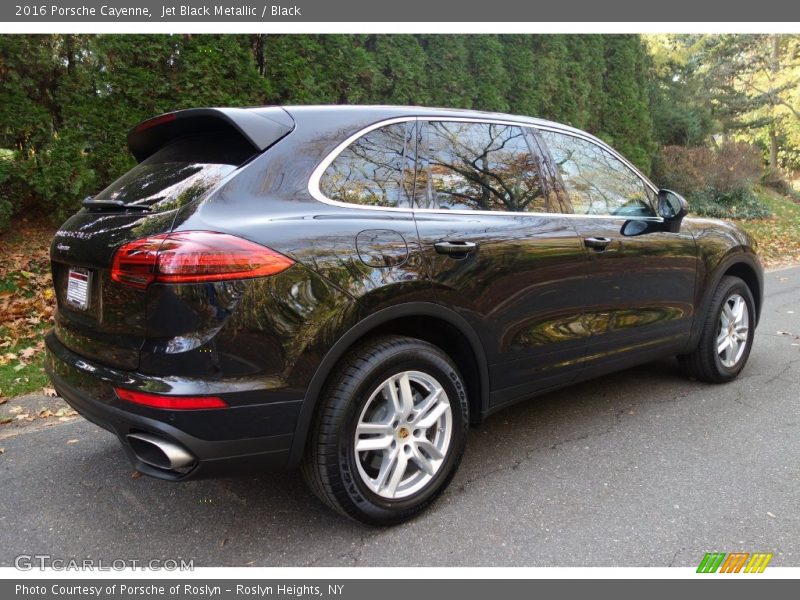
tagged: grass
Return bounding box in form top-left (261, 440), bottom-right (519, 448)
top-left (0, 219), bottom-right (56, 400)
top-left (736, 186), bottom-right (800, 268)
top-left (0, 327), bottom-right (49, 398)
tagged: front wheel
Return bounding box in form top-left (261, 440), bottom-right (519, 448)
top-left (678, 275), bottom-right (756, 382)
top-left (301, 336), bottom-right (469, 525)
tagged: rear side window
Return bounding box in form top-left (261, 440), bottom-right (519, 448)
top-left (94, 134), bottom-right (255, 213)
top-left (421, 121), bottom-right (551, 213)
top-left (538, 129), bottom-right (655, 217)
top-left (319, 122), bottom-right (415, 208)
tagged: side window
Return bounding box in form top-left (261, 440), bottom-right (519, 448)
top-left (319, 122), bottom-right (414, 208)
top-left (539, 129), bottom-right (655, 217)
top-left (421, 121), bottom-right (551, 213)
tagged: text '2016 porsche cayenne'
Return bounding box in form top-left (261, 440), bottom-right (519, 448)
top-left (45, 106), bottom-right (763, 525)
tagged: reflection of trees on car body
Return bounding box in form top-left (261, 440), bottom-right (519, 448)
top-left (539, 130), bottom-right (655, 217)
top-left (422, 122), bottom-right (549, 213)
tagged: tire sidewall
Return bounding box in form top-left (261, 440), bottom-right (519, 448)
top-left (335, 344), bottom-right (469, 521)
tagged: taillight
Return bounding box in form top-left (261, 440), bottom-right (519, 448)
top-left (115, 387), bottom-right (228, 410)
top-left (111, 231), bottom-right (294, 289)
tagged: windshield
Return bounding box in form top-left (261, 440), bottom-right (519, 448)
top-left (94, 134), bottom-right (255, 212)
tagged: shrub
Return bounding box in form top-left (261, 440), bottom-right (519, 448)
top-left (652, 142), bottom-right (763, 196)
top-left (0, 199), bottom-right (11, 232)
top-left (0, 153), bottom-right (13, 232)
top-left (652, 142), bottom-right (770, 220)
top-left (688, 187), bottom-right (772, 220)
top-left (651, 145), bottom-right (707, 195)
top-left (12, 133), bottom-right (98, 223)
top-left (709, 142), bottom-right (764, 193)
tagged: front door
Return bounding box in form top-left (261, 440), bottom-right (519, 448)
top-left (536, 128), bottom-right (697, 375)
top-left (411, 119), bottom-right (589, 407)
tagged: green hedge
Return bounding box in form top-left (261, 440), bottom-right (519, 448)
top-left (0, 34), bottom-right (657, 231)
top-left (687, 187), bottom-right (772, 220)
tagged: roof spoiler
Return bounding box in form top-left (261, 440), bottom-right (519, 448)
top-left (127, 107), bottom-right (295, 162)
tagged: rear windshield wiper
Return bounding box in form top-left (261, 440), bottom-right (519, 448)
top-left (81, 197), bottom-right (151, 212)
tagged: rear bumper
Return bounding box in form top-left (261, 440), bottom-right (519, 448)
top-left (44, 333), bottom-right (298, 480)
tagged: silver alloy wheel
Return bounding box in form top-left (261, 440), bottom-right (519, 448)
top-left (354, 370), bottom-right (453, 500)
top-left (717, 293), bottom-right (750, 368)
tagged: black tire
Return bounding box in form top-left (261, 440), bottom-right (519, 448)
top-left (678, 276), bottom-right (756, 383)
top-left (301, 335), bottom-right (469, 526)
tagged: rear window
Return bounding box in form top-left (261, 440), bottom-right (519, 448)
top-left (94, 134), bottom-right (255, 212)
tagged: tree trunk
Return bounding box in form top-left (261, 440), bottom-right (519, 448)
top-left (769, 35), bottom-right (780, 171)
top-left (251, 34), bottom-right (265, 76)
top-left (769, 125), bottom-right (779, 171)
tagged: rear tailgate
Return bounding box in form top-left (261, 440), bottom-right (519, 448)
top-left (50, 107), bottom-right (295, 370)
top-left (51, 212), bottom-right (177, 369)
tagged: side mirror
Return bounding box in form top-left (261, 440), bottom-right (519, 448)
top-left (657, 189), bottom-right (689, 233)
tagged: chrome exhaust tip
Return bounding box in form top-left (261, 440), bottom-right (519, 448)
top-left (126, 432), bottom-right (196, 471)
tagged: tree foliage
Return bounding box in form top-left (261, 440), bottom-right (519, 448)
top-left (0, 34), bottom-right (657, 230)
top-left (648, 34), bottom-right (800, 171)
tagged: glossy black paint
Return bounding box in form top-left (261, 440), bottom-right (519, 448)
top-left (570, 215), bottom-right (697, 359)
top-left (413, 211), bottom-right (588, 404)
top-left (51, 210), bottom-right (177, 369)
top-left (45, 105), bottom-right (764, 480)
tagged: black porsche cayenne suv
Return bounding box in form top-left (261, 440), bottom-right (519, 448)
top-left (45, 105), bottom-right (763, 524)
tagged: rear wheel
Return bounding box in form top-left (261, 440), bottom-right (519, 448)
top-left (301, 335), bottom-right (469, 525)
top-left (678, 276), bottom-right (755, 382)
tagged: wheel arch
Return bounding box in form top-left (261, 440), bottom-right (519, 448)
top-left (689, 249), bottom-right (764, 350)
top-left (723, 261), bottom-right (762, 322)
top-left (287, 302), bottom-right (490, 466)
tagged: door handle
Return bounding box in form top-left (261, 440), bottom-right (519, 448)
top-left (583, 237), bottom-right (612, 250)
top-left (434, 241), bottom-right (477, 256)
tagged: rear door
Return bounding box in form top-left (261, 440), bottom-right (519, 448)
top-left (536, 128), bottom-right (697, 372)
top-left (411, 119), bottom-right (588, 406)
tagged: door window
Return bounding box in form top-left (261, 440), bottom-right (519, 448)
top-left (421, 121), bottom-right (557, 213)
top-left (539, 129), bottom-right (655, 217)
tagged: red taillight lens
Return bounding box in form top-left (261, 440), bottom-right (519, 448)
top-left (111, 231), bottom-right (294, 289)
top-left (115, 387), bottom-right (228, 410)
top-left (110, 236), bottom-right (162, 288)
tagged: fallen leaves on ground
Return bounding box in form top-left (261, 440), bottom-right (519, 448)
top-left (0, 401), bottom-right (77, 428)
top-left (739, 188), bottom-right (800, 268)
top-left (0, 223), bottom-right (56, 354)
top-left (42, 387), bottom-right (57, 397)
top-left (18, 347), bottom-right (36, 361)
